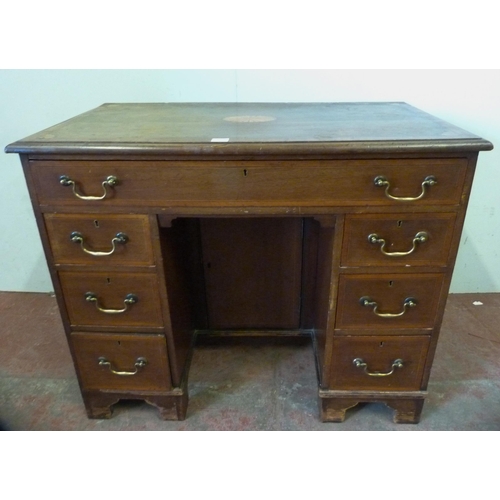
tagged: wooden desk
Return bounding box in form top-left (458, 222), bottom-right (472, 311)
top-left (6, 102), bottom-right (493, 423)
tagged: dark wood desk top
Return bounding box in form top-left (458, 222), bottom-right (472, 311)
top-left (5, 102), bottom-right (493, 156)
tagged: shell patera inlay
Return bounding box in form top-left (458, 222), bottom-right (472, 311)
top-left (223, 115), bottom-right (276, 123)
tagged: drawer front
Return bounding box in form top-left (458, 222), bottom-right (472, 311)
top-left (59, 271), bottom-right (164, 328)
top-left (329, 336), bottom-right (430, 391)
top-left (30, 158), bottom-right (468, 207)
top-left (45, 214), bottom-right (155, 266)
top-left (342, 213), bottom-right (456, 267)
top-left (336, 273), bottom-right (445, 330)
top-left (71, 332), bottom-right (171, 391)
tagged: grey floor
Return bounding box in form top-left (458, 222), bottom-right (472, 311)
top-left (1, 291), bottom-right (499, 430)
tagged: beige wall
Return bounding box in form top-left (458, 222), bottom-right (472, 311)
top-left (1, 70), bottom-right (499, 292)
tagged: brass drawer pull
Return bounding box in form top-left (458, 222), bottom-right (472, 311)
top-left (368, 231), bottom-right (428, 257)
top-left (98, 356), bottom-right (147, 376)
top-left (359, 296), bottom-right (417, 318)
top-left (85, 292), bottom-right (138, 314)
top-left (374, 175), bottom-right (437, 201)
top-left (353, 358), bottom-right (404, 377)
top-left (59, 175), bottom-right (118, 200)
top-left (70, 231), bottom-right (128, 256)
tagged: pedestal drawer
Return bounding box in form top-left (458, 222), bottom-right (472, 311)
top-left (45, 214), bottom-right (155, 266)
top-left (335, 273), bottom-right (445, 330)
top-left (329, 336), bottom-right (430, 391)
top-left (30, 158), bottom-right (467, 207)
top-left (71, 332), bottom-right (171, 391)
top-left (341, 213), bottom-right (456, 267)
top-left (59, 271), bottom-right (164, 328)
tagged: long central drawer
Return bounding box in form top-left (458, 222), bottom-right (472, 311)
top-left (29, 158), bottom-right (468, 207)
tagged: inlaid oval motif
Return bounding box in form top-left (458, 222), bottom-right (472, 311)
top-left (223, 115), bottom-right (276, 123)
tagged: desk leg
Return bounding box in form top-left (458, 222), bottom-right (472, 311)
top-left (320, 398), bottom-right (359, 422)
top-left (83, 390), bottom-right (188, 420)
top-left (145, 393), bottom-right (189, 421)
top-left (385, 399), bottom-right (425, 424)
top-left (83, 392), bottom-right (120, 419)
top-left (320, 395), bottom-right (425, 424)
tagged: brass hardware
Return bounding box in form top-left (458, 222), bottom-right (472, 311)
top-left (85, 292), bottom-right (138, 314)
top-left (353, 358), bottom-right (404, 377)
top-left (98, 356), bottom-right (147, 376)
top-left (368, 231), bottom-right (428, 257)
top-left (374, 175), bottom-right (437, 201)
top-left (359, 296), bottom-right (417, 318)
top-left (70, 231), bottom-right (128, 256)
top-left (59, 175), bottom-right (118, 200)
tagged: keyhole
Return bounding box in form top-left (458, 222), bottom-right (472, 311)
top-left (243, 169), bottom-right (248, 177)
top-left (106, 277), bottom-right (111, 285)
top-left (117, 341), bottom-right (121, 346)
top-left (389, 280), bottom-right (393, 287)
top-left (397, 220), bottom-right (403, 227)
top-left (94, 220), bottom-right (100, 228)
top-left (380, 342), bottom-right (384, 347)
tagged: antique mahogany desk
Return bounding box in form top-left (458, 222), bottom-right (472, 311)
top-left (6, 102), bottom-right (493, 423)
